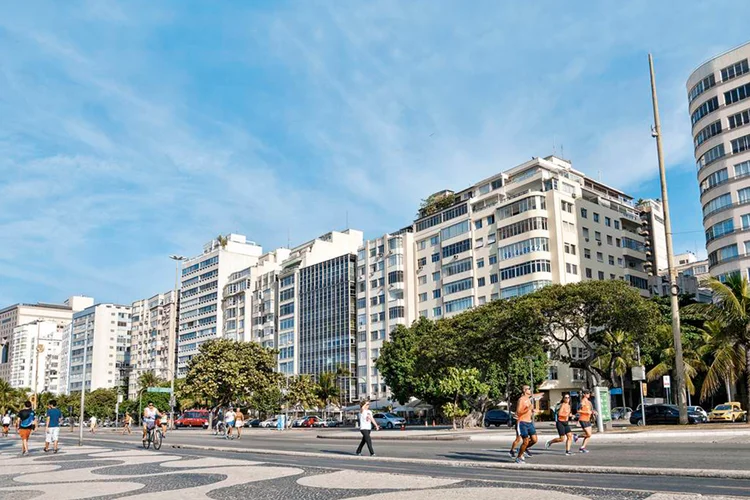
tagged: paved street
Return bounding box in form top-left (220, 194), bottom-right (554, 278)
top-left (0, 429), bottom-right (746, 499)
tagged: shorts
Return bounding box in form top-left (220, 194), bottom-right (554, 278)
top-left (18, 428), bottom-right (32, 440)
top-left (580, 421), bottom-right (592, 429)
top-left (235, 420), bottom-right (243, 428)
top-left (144, 420), bottom-right (156, 430)
top-left (555, 421), bottom-right (572, 436)
top-left (517, 421), bottom-right (536, 438)
top-left (2, 424), bottom-right (8, 431)
top-left (46, 427), bottom-right (60, 443)
top-left (225, 421), bottom-right (235, 428)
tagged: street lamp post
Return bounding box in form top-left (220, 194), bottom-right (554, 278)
top-left (169, 255), bottom-right (187, 430)
top-left (648, 54), bottom-right (688, 425)
top-left (78, 325), bottom-right (90, 446)
top-left (33, 343), bottom-right (45, 410)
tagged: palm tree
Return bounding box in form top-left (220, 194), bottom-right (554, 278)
top-left (216, 235), bottom-right (228, 249)
top-left (646, 326), bottom-right (707, 401)
top-left (0, 379), bottom-right (15, 414)
top-left (138, 371), bottom-right (163, 392)
top-left (697, 319), bottom-right (745, 402)
top-left (687, 274), bottom-right (750, 414)
top-left (317, 372), bottom-right (340, 418)
top-left (592, 330), bottom-right (638, 408)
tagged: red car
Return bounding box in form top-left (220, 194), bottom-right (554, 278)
top-left (299, 416), bottom-right (320, 428)
top-left (174, 410), bottom-right (209, 428)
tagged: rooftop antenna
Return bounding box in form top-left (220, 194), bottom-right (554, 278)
top-left (346, 210), bottom-right (349, 230)
top-left (561, 144), bottom-right (564, 160)
top-left (287, 228), bottom-right (291, 249)
top-left (598, 170), bottom-right (602, 181)
top-left (552, 136), bottom-right (556, 156)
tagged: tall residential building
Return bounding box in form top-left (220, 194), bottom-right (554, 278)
top-left (177, 234), bottom-right (264, 376)
top-left (638, 199), bottom-right (669, 273)
top-left (58, 303), bottom-right (132, 394)
top-left (128, 291), bottom-right (177, 399)
top-left (0, 296), bottom-right (93, 382)
top-left (651, 252), bottom-right (712, 302)
top-left (9, 320), bottom-right (65, 394)
top-left (687, 41), bottom-right (750, 282)
top-left (410, 155), bottom-right (651, 404)
top-left (355, 228), bottom-right (417, 400)
top-left (276, 229), bottom-right (363, 403)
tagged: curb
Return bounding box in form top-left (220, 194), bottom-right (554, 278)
top-left (167, 442), bottom-right (750, 480)
top-left (316, 433), bottom-right (471, 442)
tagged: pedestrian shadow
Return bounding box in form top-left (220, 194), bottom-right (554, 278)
top-left (441, 451), bottom-right (513, 463)
top-left (318, 449), bottom-right (360, 457)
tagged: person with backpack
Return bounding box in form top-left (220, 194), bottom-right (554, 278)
top-left (16, 401), bottom-right (36, 456)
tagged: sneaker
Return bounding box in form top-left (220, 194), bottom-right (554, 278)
top-left (525, 449), bottom-right (533, 457)
top-left (565, 451), bottom-right (573, 456)
top-left (355, 452), bottom-right (361, 456)
top-left (515, 457), bottom-right (525, 464)
top-left (53, 449), bottom-right (59, 454)
top-left (573, 433), bottom-right (579, 443)
top-left (44, 449), bottom-right (49, 453)
top-left (579, 448), bottom-right (589, 453)
top-left (508, 449), bottom-right (516, 458)
top-left (544, 440), bottom-right (551, 450)
top-left (370, 453), bottom-right (376, 457)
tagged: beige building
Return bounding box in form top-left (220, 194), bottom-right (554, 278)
top-left (9, 320), bottom-right (65, 394)
top-left (687, 41), bottom-right (750, 282)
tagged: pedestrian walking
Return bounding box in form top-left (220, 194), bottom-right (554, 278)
top-left (159, 411), bottom-right (169, 438)
top-left (355, 400), bottom-right (379, 456)
top-left (16, 400), bottom-right (36, 456)
top-left (224, 406), bottom-right (235, 437)
top-left (44, 400), bottom-right (62, 453)
top-left (89, 415), bottom-right (97, 434)
top-left (234, 408), bottom-right (244, 440)
top-left (545, 394), bottom-right (573, 455)
top-left (2, 412), bottom-right (11, 436)
top-left (122, 412), bottom-right (132, 435)
top-left (573, 389), bottom-right (597, 453)
top-left (515, 385), bottom-right (537, 464)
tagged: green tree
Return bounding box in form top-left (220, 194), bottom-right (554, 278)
top-left (184, 339), bottom-right (281, 407)
top-left (646, 326), bottom-right (707, 398)
top-left (249, 384), bottom-right (282, 418)
top-left (285, 375), bottom-right (321, 412)
top-left (593, 330), bottom-right (638, 407)
top-left (317, 371), bottom-right (340, 415)
top-left (84, 388), bottom-right (118, 419)
top-left (698, 319), bottom-right (745, 402)
top-left (438, 367), bottom-right (489, 429)
top-left (138, 371), bottom-right (165, 392)
top-left (687, 275), bottom-right (750, 412)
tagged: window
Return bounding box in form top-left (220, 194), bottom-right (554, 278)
top-left (694, 120), bottom-right (723, 147)
top-left (433, 289), bottom-right (441, 299)
top-left (691, 96), bottom-right (719, 125)
top-left (418, 275), bottom-right (427, 285)
top-left (572, 368), bottom-right (585, 382)
top-left (280, 288), bottom-right (294, 301)
top-left (584, 248), bottom-right (591, 259)
top-left (489, 255), bottom-right (497, 265)
top-left (417, 257), bottom-right (427, 267)
top-left (697, 143), bottom-right (726, 171)
top-left (706, 218), bottom-right (734, 242)
top-left (563, 221), bottom-right (575, 232)
top-left (616, 238), bottom-right (621, 247)
top-left (585, 268), bottom-right (592, 278)
top-left (443, 257), bottom-right (472, 276)
top-left (598, 271), bottom-right (605, 280)
top-left (280, 275), bottom-right (294, 287)
top-left (487, 214), bottom-right (495, 225)
top-left (561, 201), bottom-right (573, 213)
top-left (388, 254), bottom-right (403, 267)
top-left (609, 255), bottom-right (615, 265)
top-left (595, 231), bottom-right (601, 241)
top-left (731, 134), bottom-right (750, 154)
top-left (565, 263), bottom-right (578, 275)
top-left (442, 203), bottom-right (468, 222)
top-left (499, 260), bottom-right (551, 280)
top-left (498, 237), bottom-right (550, 260)
top-left (442, 239), bottom-right (471, 258)
top-left (498, 217), bottom-right (548, 240)
top-left (356, 298), bottom-right (366, 310)
top-left (433, 271), bottom-right (441, 281)
top-left (564, 243), bottom-right (576, 255)
top-left (709, 244), bottom-right (739, 266)
top-left (617, 257), bottom-right (623, 266)
top-left (700, 168), bottom-right (729, 193)
top-left (614, 220), bottom-right (620, 230)
top-left (688, 73), bottom-right (716, 103)
top-left (721, 59), bottom-right (749, 82)
top-left (417, 239), bottom-right (427, 250)
top-left (478, 296), bottom-right (486, 305)
top-left (475, 237), bottom-right (484, 248)
top-left (593, 213), bottom-right (600, 223)
top-left (490, 274), bottom-right (499, 284)
top-left (743, 214), bottom-right (750, 229)
top-left (431, 253), bottom-right (440, 263)
top-left (703, 193), bottom-right (732, 216)
top-left (444, 297), bottom-right (474, 314)
top-left (729, 109), bottom-right (750, 130)
top-left (433, 307), bottom-right (442, 317)
top-left (582, 227), bottom-right (589, 238)
top-left (388, 271), bottom-right (404, 284)
top-left (740, 187), bottom-right (750, 203)
top-left (430, 235), bottom-right (440, 246)
top-left (389, 306), bottom-right (405, 320)
top-left (478, 277), bottom-right (486, 286)
top-left (736, 160), bottom-right (750, 178)
top-left (371, 348), bottom-right (381, 359)
top-left (498, 196), bottom-right (546, 219)
top-left (607, 235), bottom-right (613, 245)
top-left (443, 277), bottom-right (473, 296)
top-left (475, 220), bottom-right (483, 230)
top-left (725, 82), bottom-right (750, 106)
top-left (418, 293), bottom-right (428, 302)
top-left (500, 280), bottom-right (551, 299)
top-left (605, 217), bottom-right (611, 227)
top-left (581, 208), bottom-right (588, 218)
top-left (279, 303), bottom-right (294, 316)
top-left (548, 366), bottom-right (558, 380)
top-left (597, 252), bottom-right (603, 262)
top-left (441, 220), bottom-right (470, 241)
top-left (477, 258), bottom-right (485, 268)
top-left (488, 233), bottom-right (496, 244)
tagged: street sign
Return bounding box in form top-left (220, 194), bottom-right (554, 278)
top-left (596, 387), bottom-right (611, 423)
top-left (147, 387), bottom-right (172, 393)
top-left (662, 375), bottom-right (671, 388)
top-left (632, 366), bottom-right (646, 381)
top-left (642, 382), bottom-right (648, 396)
top-left (610, 388), bottom-right (623, 395)
top-left (117, 394), bottom-right (124, 403)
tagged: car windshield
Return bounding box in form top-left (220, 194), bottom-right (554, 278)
top-left (185, 412), bottom-right (203, 418)
top-left (385, 413), bottom-right (399, 418)
top-left (715, 405), bottom-right (732, 410)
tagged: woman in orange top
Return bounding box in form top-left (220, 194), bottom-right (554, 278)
top-left (573, 389), bottom-right (597, 453)
top-left (545, 394), bottom-right (573, 455)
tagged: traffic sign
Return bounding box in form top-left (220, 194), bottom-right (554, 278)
top-left (147, 387), bottom-right (172, 393)
top-left (642, 382), bottom-right (648, 396)
top-left (662, 375), bottom-right (671, 388)
top-left (610, 388), bottom-right (623, 395)
top-left (631, 366), bottom-right (646, 381)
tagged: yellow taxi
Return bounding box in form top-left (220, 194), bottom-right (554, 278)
top-left (708, 402), bottom-right (747, 422)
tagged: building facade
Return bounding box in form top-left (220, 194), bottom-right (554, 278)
top-left (59, 303), bottom-right (132, 394)
top-left (638, 199), bottom-right (669, 274)
top-left (177, 234), bottom-right (263, 376)
top-left (355, 229), bottom-right (417, 400)
top-left (687, 41), bottom-right (750, 282)
top-left (0, 296), bottom-right (93, 382)
top-left (9, 320), bottom-right (65, 394)
top-left (128, 291), bottom-right (177, 399)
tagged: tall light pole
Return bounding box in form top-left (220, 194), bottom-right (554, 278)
top-left (648, 53), bottom-right (688, 425)
top-left (33, 343), bottom-right (45, 409)
top-left (169, 255), bottom-right (187, 428)
top-left (78, 323), bottom-right (90, 446)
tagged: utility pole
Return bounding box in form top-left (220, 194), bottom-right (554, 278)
top-left (78, 326), bottom-right (89, 446)
top-left (648, 53), bottom-right (688, 424)
top-left (169, 255), bottom-right (187, 429)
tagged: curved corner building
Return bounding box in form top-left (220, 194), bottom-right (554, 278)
top-left (688, 41), bottom-right (750, 281)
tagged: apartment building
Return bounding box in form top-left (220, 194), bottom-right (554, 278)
top-left (687, 41), bottom-right (750, 282)
top-left (355, 228), bottom-right (417, 400)
top-left (58, 303), bottom-right (131, 393)
top-left (638, 199), bottom-right (669, 274)
top-left (650, 252), bottom-right (712, 302)
top-left (276, 229), bottom-right (363, 403)
top-left (177, 234), bottom-right (263, 376)
top-left (128, 291), bottom-right (177, 399)
top-left (0, 296), bottom-right (93, 382)
top-left (9, 320), bottom-right (65, 394)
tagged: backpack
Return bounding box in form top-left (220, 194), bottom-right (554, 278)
top-left (21, 410), bottom-right (35, 428)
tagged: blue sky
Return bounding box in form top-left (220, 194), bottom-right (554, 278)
top-left (2, 1), bottom-right (750, 306)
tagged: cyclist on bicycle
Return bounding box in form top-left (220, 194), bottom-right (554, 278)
top-left (142, 402), bottom-right (161, 442)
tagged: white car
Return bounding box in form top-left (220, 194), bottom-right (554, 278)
top-left (688, 406), bottom-right (709, 419)
top-left (372, 412), bottom-right (406, 429)
top-left (259, 417), bottom-right (278, 428)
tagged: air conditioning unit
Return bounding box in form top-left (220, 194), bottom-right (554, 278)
top-left (584, 238), bottom-right (590, 242)
top-left (597, 241), bottom-right (602, 246)
top-left (453, 255), bottom-right (459, 260)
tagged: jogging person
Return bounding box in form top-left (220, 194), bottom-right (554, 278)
top-left (89, 415), bottom-right (97, 434)
top-left (545, 394), bottom-right (573, 455)
top-left (122, 412), bottom-right (132, 435)
top-left (2, 412), bottom-right (10, 436)
top-left (573, 389), bottom-right (597, 453)
top-left (142, 402), bottom-right (160, 443)
top-left (223, 406), bottom-right (236, 437)
top-left (355, 400), bottom-right (380, 456)
top-left (515, 385), bottom-right (537, 464)
top-left (44, 400), bottom-right (62, 453)
top-left (16, 401), bottom-right (36, 456)
top-left (234, 408), bottom-right (244, 440)
top-left (508, 414), bottom-right (522, 458)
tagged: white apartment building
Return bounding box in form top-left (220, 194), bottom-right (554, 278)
top-left (222, 248), bottom-right (291, 344)
top-left (177, 234), bottom-right (264, 376)
top-left (9, 320), bottom-right (64, 394)
top-left (355, 228), bottom-right (417, 400)
top-left (650, 252), bottom-right (712, 302)
top-left (410, 155), bottom-right (651, 405)
top-left (0, 296), bottom-right (93, 382)
top-left (638, 199), bottom-right (669, 273)
top-left (275, 229), bottom-right (363, 403)
top-left (59, 303), bottom-right (131, 394)
top-left (687, 41), bottom-right (750, 281)
top-left (128, 291), bottom-right (177, 399)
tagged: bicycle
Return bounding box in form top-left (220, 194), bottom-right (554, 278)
top-left (142, 424), bottom-right (163, 450)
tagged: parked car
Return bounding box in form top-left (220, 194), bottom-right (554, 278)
top-left (175, 410), bottom-right (210, 428)
top-left (484, 409), bottom-right (515, 428)
top-left (709, 402), bottom-right (747, 422)
top-left (373, 412), bottom-right (406, 429)
top-left (688, 406), bottom-right (708, 419)
top-left (291, 418), bottom-right (307, 427)
top-left (630, 404), bottom-right (707, 425)
top-left (610, 407), bottom-right (633, 420)
top-left (259, 417), bottom-right (278, 428)
top-left (313, 418), bottom-right (342, 428)
top-left (247, 419), bottom-right (261, 428)
top-left (298, 416), bottom-right (321, 428)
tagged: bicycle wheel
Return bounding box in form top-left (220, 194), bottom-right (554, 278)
top-left (142, 431), bottom-right (151, 449)
top-left (153, 430), bottom-right (163, 450)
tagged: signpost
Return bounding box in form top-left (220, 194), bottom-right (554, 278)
top-left (147, 387), bottom-right (172, 393)
top-left (594, 386), bottom-right (610, 432)
top-left (633, 362), bottom-right (647, 427)
top-left (610, 388), bottom-right (623, 396)
top-left (663, 375), bottom-right (671, 404)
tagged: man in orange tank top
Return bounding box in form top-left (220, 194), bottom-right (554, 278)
top-left (573, 389), bottom-right (597, 453)
top-left (514, 385), bottom-right (537, 463)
